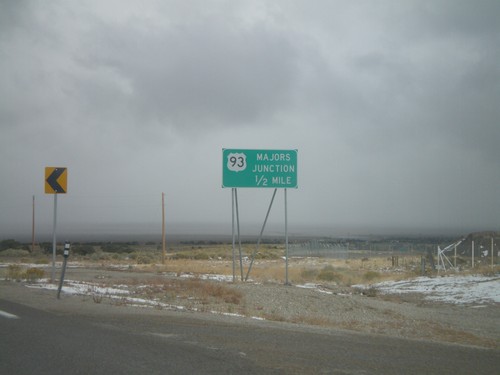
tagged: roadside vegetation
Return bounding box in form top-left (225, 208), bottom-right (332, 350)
top-left (1, 238), bottom-right (497, 287)
top-left (1, 238), bottom-right (498, 343)
top-left (4, 264), bottom-right (45, 282)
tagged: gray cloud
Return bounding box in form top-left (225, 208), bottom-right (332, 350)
top-left (1, 0), bottom-right (499, 240)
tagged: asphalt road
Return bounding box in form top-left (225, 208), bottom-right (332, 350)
top-left (1, 298), bottom-right (499, 374)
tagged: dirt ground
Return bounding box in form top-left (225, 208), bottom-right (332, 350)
top-left (1, 262), bottom-right (499, 349)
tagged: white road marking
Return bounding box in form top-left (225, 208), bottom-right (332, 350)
top-left (0, 310), bottom-right (20, 319)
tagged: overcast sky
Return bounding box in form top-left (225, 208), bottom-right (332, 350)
top-left (1, 0), bottom-right (499, 240)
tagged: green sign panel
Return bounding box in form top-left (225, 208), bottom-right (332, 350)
top-left (222, 149), bottom-right (298, 188)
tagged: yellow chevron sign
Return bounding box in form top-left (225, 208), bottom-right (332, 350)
top-left (45, 167), bottom-right (67, 194)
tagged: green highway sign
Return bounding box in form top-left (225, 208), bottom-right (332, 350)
top-left (222, 149), bottom-right (298, 188)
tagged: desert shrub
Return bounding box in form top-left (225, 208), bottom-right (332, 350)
top-left (4, 266), bottom-right (45, 282)
top-left (364, 286), bottom-right (378, 297)
top-left (300, 268), bottom-right (318, 280)
top-left (0, 249), bottom-right (30, 257)
top-left (454, 257), bottom-right (468, 265)
top-left (135, 255), bottom-right (153, 264)
top-left (183, 279), bottom-right (242, 305)
top-left (101, 243), bottom-right (133, 253)
top-left (193, 252), bottom-right (210, 260)
top-left (6, 265), bottom-right (23, 281)
top-left (0, 239), bottom-right (22, 251)
top-left (171, 252), bottom-right (190, 260)
top-left (254, 251), bottom-right (282, 260)
top-left (201, 282), bottom-right (242, 304)
top-left (73, 244), bottom-right (95, 256)
top-left (317, 265), bottom-right (343, 283)
top-left (476, 266), bottom-right (499, 277)
top-left (90, 252), bottom-right (112, 261)
top-left (363, 271), bottom-right (381, 282)
top-left (25, 268), bottom-right (45, 282)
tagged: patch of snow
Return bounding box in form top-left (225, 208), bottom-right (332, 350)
top-left (296, 283), bottom-right (333, 295)
top-left (27, 280), bottom-right (130, 296)
top-left (296, 283), bottom-right (318, 289)
top-left (199, 274), bottom-right (234, 282)
top-left (177, 273), bottom-right (234, 282)
top-left (355, 274), bottom-right (500, 305)
top-left (24, 279), bottom-right (211, 313)
top-left (251, 316), bottom-right (265, 321)
top-left (211, 311), bottom-right (246, 318)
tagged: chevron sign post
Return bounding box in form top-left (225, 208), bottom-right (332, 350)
top-left (45, 166), bottom-right (68, 282)
top-left (45, 167), bottom-right (67, 194)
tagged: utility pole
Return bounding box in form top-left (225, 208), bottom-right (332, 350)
top-left (454, 243), bottom-right (457, 268)
top-left (492, 237), bottom-right (495, 268)
top-left (32, 195), bottom-right (35, 253)
top-left (162, 192), bottom-right (166, 264)
top-left (472, 240), bottom-right (475, 268)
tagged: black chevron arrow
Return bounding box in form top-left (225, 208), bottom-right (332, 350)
top-left (46, 168), bottom-right (66, 193)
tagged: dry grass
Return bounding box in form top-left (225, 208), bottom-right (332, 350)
top-left (425, 321), bottom-right (498, 348)
top-left (331, 319), bottom-right (497, 348)
top-left (131, 252), bottom-right (438, 287)
top-left (3, 265), bottom-right (45, 282)
top-left (185, 278), bottom-right (243, 305)
top-left (5, 265), bottom-right (23, 281)
top-left (147, 259), bottom-right (233, 276)
top-left (109, 276), bottom-right (243, 308)
top-left (289, 314), bottom-right (333, 326)
top-left (24, 267), bottom-right (45, 282)
top-left (3, 245), bottom-right (497, 348)
top-left (6, 242), bottom-right (494, 287)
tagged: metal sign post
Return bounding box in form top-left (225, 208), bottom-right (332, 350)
top-left (57, 242), bottom-right (70, 299)
top-left (234, 189), bottom-right (244, 281)
top-left (285, 188), bottom-right (289, 285)
top-left (223, 149), bottom-right (297, 284)
top-left (51, 194), bottom-right (57, 282)
top-left (231, 189), bottom-right (236, 282)
top-left (245, 189), bottom-right (277, 281)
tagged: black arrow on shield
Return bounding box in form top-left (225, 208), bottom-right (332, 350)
top-left (46, 168), bottom-right (66, 193)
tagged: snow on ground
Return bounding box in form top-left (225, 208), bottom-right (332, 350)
top-left (296, 283), bottom-right (333, 294)
top-left (16, 271), bottom-right (500, 308)
top-left (26, 280), bottom-right (189, 311)
top-left (25, 278), bottom-right (264, 320)
top-left (355, 274), bottom-right (500, 305)
top-left (28, 280), bottom-right (130, 296)
top-left (178, 273), bottom-right (234, 282)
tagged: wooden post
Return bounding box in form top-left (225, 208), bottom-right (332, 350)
top-left (454, 243), bottom-right (457, 268)
top-left (31, 195), bottom-right (35, 253)
top-left (162, 192), bottom-right (166, 264)
top-left (472, 240), bottom-right (474, 268)
top-left (492, 237), bottom-right (495, 268)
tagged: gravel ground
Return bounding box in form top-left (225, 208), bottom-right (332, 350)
top-left (230, 282), bottom-right (499, 348)
top-left (1, 265), bottom-right (498, 349)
